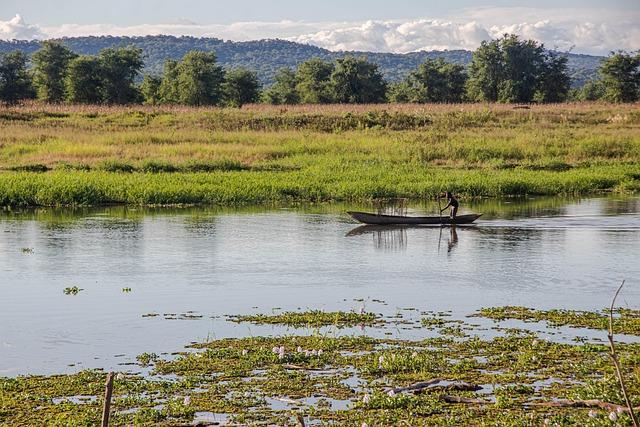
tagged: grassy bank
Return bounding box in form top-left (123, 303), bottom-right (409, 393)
top-left (2, 307), bottom-right (639, 426)
top-left (0, 103), bottom-right (639, 206)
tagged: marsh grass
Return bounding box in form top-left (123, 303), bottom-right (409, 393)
top-left (0, 103), bottom-right (639, 206)
top-left (2, 308), bottom-right (639, 426)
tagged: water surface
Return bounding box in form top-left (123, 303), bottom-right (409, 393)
top-left (1, 196), bottom-right (639, 376)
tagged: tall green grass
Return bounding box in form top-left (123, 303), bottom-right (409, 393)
top-left (0, 165), bottom-right (637, 206)
top-left (0, 103), bottom-right (638, 206)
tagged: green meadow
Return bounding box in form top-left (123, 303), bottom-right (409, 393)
top-left (0, 103), bottom-right (639, 206)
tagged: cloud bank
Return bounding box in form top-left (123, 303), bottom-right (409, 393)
top-left (1, 8), bottom-right (639, 56)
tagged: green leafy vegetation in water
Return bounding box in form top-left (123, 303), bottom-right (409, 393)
top-left (122, 287), bottom-right (132, 293)
top-left (475, 306), bottom-right (640, 335)
top-left (0, 104), bottom-right (639, 207)
top-left (2, 306), bottom-right (640, 426)
top-left (63, 286), bottom-right (83, 295)
top-left (20, 247), bottom-right (34, 253)
top-left (228, 310), bottom-right (382, 328)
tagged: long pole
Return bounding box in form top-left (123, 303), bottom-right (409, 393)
top-left (102, 372), bottom-right (115, 427)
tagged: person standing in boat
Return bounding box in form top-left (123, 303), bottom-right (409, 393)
top-left (440, 191), bottom-right (459, 219)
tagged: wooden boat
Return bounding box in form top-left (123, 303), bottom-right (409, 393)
top-left (347, 211), bottom-right (482, 225)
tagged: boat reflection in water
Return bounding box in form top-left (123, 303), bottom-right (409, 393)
top-left (346, 224), bottom-right (462, 253)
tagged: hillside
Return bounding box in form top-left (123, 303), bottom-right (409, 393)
top-left (0, 35), bottom-right (602, 86)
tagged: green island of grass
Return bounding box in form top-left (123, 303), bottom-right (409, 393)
top-left (475, 306), bottom-right (640, 335)
top-left (228, 310), bottom-right (382, 328)
top-left (0, 103), bottom-right (639, 207)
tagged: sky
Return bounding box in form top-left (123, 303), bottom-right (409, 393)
top-left (1, 0), bottom-right (639, 55)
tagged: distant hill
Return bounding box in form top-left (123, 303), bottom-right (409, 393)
top-left (0, 35), bottom-right (603, 87)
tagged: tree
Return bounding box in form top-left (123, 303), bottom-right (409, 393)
top-left (405, 58), bottom-right (467, 103)
top-left (599, 51), bottom-right (640, 103)
top-left (65, 55), bottom-right (103, 104)
top-left (222, 68), bottom-right (260, 107)
top-left (498, 35), bottom-right (545, 103)
top-left (295, 58), bottom-right (334, 104)
top-left (330, 56), bottom-right (387, 104)
top-left (158, 59), bottom-right (180, 103)
top-left (175, 51), bottom-right (225, 106)
top-left (536, 51), bottom-right (571, 103)
top-left (575, 79), bottom-right (605, 101)
top-left (263, 68), bottom-right (299, 104)
top-left (467, 39), bottom-right (504, 102)
top-left (0, 51), bottom-right (34, 105)
top-left (140, 74), bottom-right (162, 105)
top-left (386, 82), bottom-right (412, 103)
top-left (467, 34), bottom-right (553, 103)
top-left (99, 47), bottom-right (144, 104)
top-left (32, 41), bottom-right (77, 103)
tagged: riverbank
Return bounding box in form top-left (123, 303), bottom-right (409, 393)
top-left (0, 103), bottom-right (639, 206)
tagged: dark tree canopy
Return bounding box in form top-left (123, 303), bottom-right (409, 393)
top-left (0, 51), bottom-right (34, 105)
top-left (295, 58), bottom-right (335, 104)
top-left (99, 46), bottom-right (144, 104)
top-left (263, 68), bottom-right (299, 105)
top-left (405, 58), bottom-right (467, 103)
top-left (175, 51), bottom-right (225, 106)
top-left (467, 34), bottom-right (563, 103)
top-left (65, 56), bottom-right (103, 103)
top-left (140, 74), bottom-right (162, 105)
top-left (330, 56), bottom-right (387, 104)
top-left (599, 51), bottom-right (640, 103)
top-left (222, 68), bottom-right (261, 107)
top-left (32, 41), bottom-right (77, 103)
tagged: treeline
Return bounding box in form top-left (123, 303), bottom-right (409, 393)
top-left (0, 34), bottom-right (638, 106)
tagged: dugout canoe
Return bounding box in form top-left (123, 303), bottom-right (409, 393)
top-left (347, 211), bottom-right (482, 225)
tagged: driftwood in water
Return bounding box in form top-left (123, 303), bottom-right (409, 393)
top-left (528, 399), bottom-right (640, 413)
top-left (390, 379), bottom-right (482, 395)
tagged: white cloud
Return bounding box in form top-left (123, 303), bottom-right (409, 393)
top-left (0, 14), bottom-right (45, 40)
top-left (1, 7), bottom-right (639, 55)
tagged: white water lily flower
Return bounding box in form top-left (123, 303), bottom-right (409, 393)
top-left (387, 389), bottom-right (395, 397)
top-left (609, 411), bottom-right (618, 421)
top-left (361, 423), bottom-right (368, 427)
top-left (411, 351), bottom-right (418, 358)
top-left (305, 350), bottom-right (311, 357)
top-left (311, 350), bottom-right (318, 356)
top-left (378, 355), bottom-right (384, 364)
top-left (317, 349), bottom-right (323, 355)
top-left (616, 407), bottom-right (625, 414)
top-left (362, 393), bottom-right (370, 404)
top-left (588, 410), bottom-right (597, 418)
top-left (297, 346), bottom-right (303, 353)
top-left (115, 373), bottom-right (124, 381)
top-left (272, 346), bottom-right (279, 354)
top-left (242, 349), bottom-right (248, 356)
top-left (183, 396), bottom-right (191, 406)
top-left (543, 419), bottom-right (550, 425)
